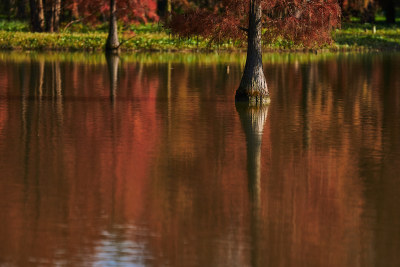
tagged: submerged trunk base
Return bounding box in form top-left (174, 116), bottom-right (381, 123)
top-left (235, 90), bottom-right (271, 106)
top-left (235, 87), bottom-right (270, 105)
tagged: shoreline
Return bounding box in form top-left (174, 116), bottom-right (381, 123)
top-left (1, 30), bottom-right (399, 53)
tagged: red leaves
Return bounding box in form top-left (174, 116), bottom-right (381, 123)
top-left (64, 0), bottom-right (159, 24)
top-left (169, 1), bottom-right (247, 41)
top-left (169, 0), bottom-right (341, 47)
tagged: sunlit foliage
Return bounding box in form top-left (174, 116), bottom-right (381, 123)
top-left (169, 0), bottom-right (341, 46)
top-left (64, 0), bottom-right (159, 24)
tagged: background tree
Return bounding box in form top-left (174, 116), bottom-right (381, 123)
top-left (28, 0), bottom-right (60, 32)
top-left (45, 0), bottom-right (61, 32)
top-left (169, 0), bottom-right (341, 103)
top-left (16, 0), bottom-right (27, 19)
top-left (379, 0), bottom-right (399, 23)
top-left (340, 0), bottom-right (377, 22)
top-left (106, 0), bottom-right (119, 51)
top-left (29, 0), bottom-right (45, 32)
top-left (63, 0), bottom-right (158, 25)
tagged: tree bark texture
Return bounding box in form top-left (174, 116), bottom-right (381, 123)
top-left (53, 0), bottom-right (61, 32)
top-left (106, 0), bottom-right (120, 52)
top-left (45, 0), bottom-right (61, 32)
top-left (235, 0), bottom-right (269, 105)
top-left (29, 0), bottom-right (45, 32)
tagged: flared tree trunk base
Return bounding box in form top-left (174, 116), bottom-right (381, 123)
top-left (235, 0), bottom-right (269, 106)
top-left (235, 71), bottom-right (270, 105)
top-left (235, 89), bottom-right (270, 105)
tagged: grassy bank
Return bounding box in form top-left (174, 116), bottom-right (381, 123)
top-left (0, 20), bottom-right (399, 52)
top-left (334, 23), bottom-right (400, 51)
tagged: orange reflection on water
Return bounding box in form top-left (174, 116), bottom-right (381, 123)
top-left (0, 52), bottom-right (399, 266)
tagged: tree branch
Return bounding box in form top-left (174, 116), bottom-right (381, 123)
top-left (117, 36), bottom-right (136, 49)
top-left (239, 26), bottom-right (249, 32)
top-left (62, 13), bottom-right (96, 32)
top-left (63, 18), bottom-right (84, 31)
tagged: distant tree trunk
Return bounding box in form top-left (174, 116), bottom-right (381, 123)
top-left (382, 0), bottom-right (395, 23)
top-left (45, 2), bottom-right (54, 32)
top-left (106, 0), bottom-right (120, 52)
top-left (45, 0), bottom-right (60, 32)
top-left (157, 0), bottom-right (171, 20)
top-left (16, 0), bottom-right (27, 19)
top-left (71, 0), bottom-right (79, 19)
top-left (29, 0), bottom-right (45, 32)
top-left (4, 0), bottom-right (10, 20)
top-left (167, 0), bottom-right (171, 20)
top-left (157, 0), bottom-right (166, 17)
top-left (53, 0), bottom-right (61, 32)
top-left (235, 0), bottom-right (269, 105)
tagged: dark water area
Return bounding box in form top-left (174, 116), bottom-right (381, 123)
top-left (0, 51), bottom-right (400, 266)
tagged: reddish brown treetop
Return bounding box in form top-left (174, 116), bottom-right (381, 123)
top-left (169, 0), bottom-right (341, 46)
top-left (64, 0), bottom-right (158, 24)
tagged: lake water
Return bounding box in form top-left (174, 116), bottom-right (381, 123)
top-left (0, 51), bottom-right (400, 266)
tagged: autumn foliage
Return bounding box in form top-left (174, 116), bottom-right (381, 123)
top-left (64, 0), bottom-right (159, 24)
top-left (169, 0), bottom-right (341, 46)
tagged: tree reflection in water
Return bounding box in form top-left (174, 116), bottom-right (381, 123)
top-left (236, 103), bottom-right (269, 267)
top-left (0, 52), bottom-right (399, 266)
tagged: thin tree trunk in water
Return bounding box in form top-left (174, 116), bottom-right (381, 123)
top-left (235, 0), bottom-right (269, 105)
top-left (106, 0), bottom-right (120, 52)
top-left (29, 0), bottom-right (45, 32)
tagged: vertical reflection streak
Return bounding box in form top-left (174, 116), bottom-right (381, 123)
top-left (236, 103), bottom-right (269, 267)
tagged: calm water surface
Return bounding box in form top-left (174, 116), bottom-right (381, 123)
top-left (0, 52), bottom-right (400, 266)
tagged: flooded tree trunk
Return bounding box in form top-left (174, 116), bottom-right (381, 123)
top-left (105, 0), bottom-right (120, 52)
top-left (235, 0), bottom-right (269, 105)
top-left (29, 0), bottom-right (45, 32)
